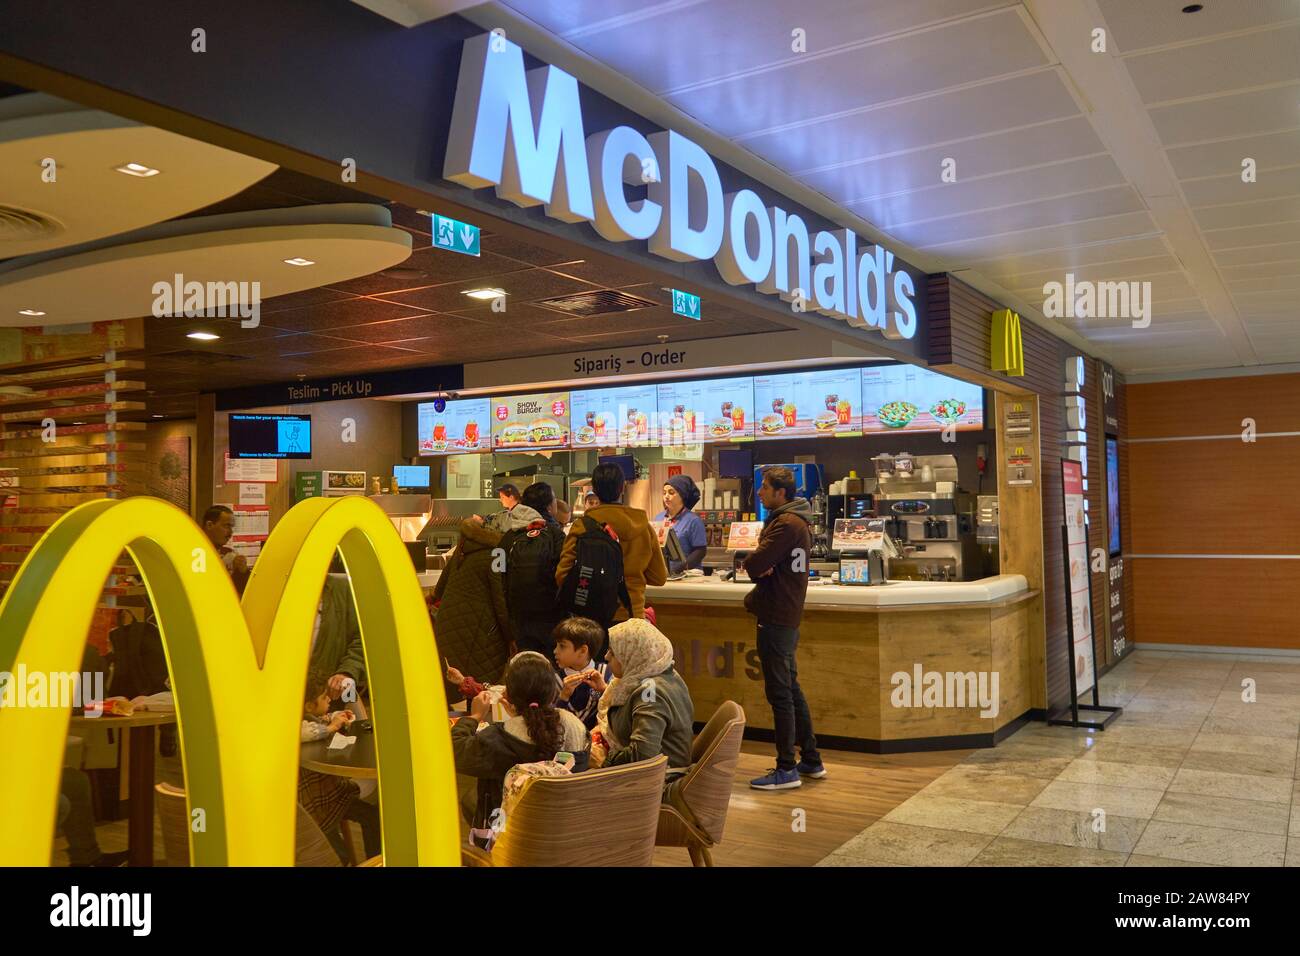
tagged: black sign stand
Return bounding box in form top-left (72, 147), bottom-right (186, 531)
top-left (1048, 522), bottom-right (1122, 731)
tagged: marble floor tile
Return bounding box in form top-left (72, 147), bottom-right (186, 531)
top-left (1109, 709), bottom-right (1207, 730)
top-left (1030, 779), bottom-right (1166, 819)
top-left (1000, 805), bottom-right (1149, 854)
top-left (1288, 846), bottom-right (1300, 867)
top-left (920, 767), bottom-right (1053, 805)
top-left (1057, 758), bottom-right (1176, 790)
top-left (1076, 741), bottom-right (1187, 768)
top-left (1152, 791), bottom-right (1289, 835)
top-left (956, 753), bottom-right (1075, 779)
top-left (1126, 854), bottom-right (1220, 867)
top-left (817, 821), bottom-right (992, 867)
top-left (969, 836), bottom-right (1127, 867)
top-left (882, 795), bottom-right (1023, 836)
top-left (1166, 767), bottom-right (1293, 804)
top-left (1090, 725), bottom-right (1197, 749)
top-left (1198, 714), bottom-right (1299, 739)
top-left (1190, 732), bottom-right (1298, 760)
top-left (1131, 820), bottom-right (1285, 867)
top-left (1179, 748), bottom-right (1294, 778)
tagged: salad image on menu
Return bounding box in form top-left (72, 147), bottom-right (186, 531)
top-left (753, 368), bottom-right (862, 438)
top-left (490, 392), bottom-right (571, 450)
top-left (417, 397), bottom-right (489, 454)
top-left (656, 376), bottom-right (754, 443)
top-left (860, 365), bottom-right (983, 433)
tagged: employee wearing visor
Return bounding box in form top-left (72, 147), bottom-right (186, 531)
top-left (654, 475), bottom-right (708, 574)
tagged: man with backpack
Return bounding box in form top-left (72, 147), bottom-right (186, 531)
top-left (498, 483), bottom-right (566, 654)
top-left (556, 463), bottom-right (667, 629)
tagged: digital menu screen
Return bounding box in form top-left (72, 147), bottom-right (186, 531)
top-left (490, 391), bottom-right (571, 450)
top-left (570, 384), bottom-right (659, 448)
top-left (656, 376), bottom-right (754, 443)
top-left (1106, 436), bottom-right (1122, 556)
top-left (860, 366), bottom-right (984, 433)
top-left (229, 414), bottom-right (312, 459)
top-left (417, 398), bottom-right (490, 455)
top-left (753, 368), bottom-right (863, 439)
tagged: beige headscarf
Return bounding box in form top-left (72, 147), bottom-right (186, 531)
top-left (592, 619), bottom-right (676, 758)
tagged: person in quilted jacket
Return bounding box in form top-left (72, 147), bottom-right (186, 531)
top-left (432, 514), bottom-right (513, 703)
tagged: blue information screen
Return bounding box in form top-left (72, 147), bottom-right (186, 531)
top-left (229, 414), bottom-right (312, 459)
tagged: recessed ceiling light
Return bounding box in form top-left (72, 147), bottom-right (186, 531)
top-left (152, 414), bottom-right (164, 419)
top-left (283, 256), bottom-right (315, 266)
top-left (1181, 3), bottom-right (1203, 12)
top-left (187, 331), bottom-right (220, 341)
top-left (462, 288), bottom-right (507, 300)
top-left (115, 162), bottom-right (160, 178)
top-left (72, 421), bottom-right (85, 425)
top-left (17, 309), bottom-right (45, 317)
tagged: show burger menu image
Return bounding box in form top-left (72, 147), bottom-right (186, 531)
top-left (491, 391), bottom-right (571, 450)
top-left (570, 384), bottom-right (658, 447)
top-left (656, 376), bottom-right (754, 443)
top-left (753, 368), bottom-right (863, 438)
top-left (860, 365), bottom-right (984, 433)
top-left (417, 397), bottom-right (490, 454)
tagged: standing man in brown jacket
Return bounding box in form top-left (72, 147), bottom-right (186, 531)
top-left (743, 466), bottom-right (825, 790)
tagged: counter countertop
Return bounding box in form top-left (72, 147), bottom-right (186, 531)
top-left (410, 569), bottom-right (1028, 608)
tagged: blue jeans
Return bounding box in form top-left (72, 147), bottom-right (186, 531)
top-left (756, 624), bottom-right (820, 771)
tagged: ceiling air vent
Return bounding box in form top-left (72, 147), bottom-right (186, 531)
top-left (154, 349), bottom-right (250, 364)
top-left (534, 289), bottom-right (658, 316)
top-left (0, 204), bottom-right (63, 242)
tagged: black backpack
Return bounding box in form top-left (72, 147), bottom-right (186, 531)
top-left (500, 519), bottom-right (565, 623)
top-left (556, 516), bottom-right (632, 630)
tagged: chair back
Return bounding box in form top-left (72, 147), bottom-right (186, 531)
top-left (295, 804), bottom-right (344, 867)
top-left (154, 782), bottom-right (190, 866)
top-left (492, 755), bottom-right (667, 867)
top-left (675, 701), bottom-right (745, 843)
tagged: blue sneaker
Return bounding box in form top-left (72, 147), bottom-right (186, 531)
top-left (750, 767), bottom-right (801, 790)
top-left (797, 759), bottom-right (828, 779)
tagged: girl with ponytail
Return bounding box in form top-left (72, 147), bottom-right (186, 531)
top-left (450, 651), bottom-right (590, 837)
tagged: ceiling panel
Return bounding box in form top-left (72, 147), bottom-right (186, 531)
top-left (926, 210), bottom-right (1158, 260)
top-left (1122, 23), bottom-right (1300, 105)
top-left (1181, 164), bottom-right (1300, 206)
top-left (1205, 220), bottom-right (1300, 250)
top-left (1193, 195), bottom-right (1300, 232)
top-left (1166, 127), bottom-right (1300, 180)
top-left (1098, 0), bottom-right (1300, 54)
top-left (1148, 81), bottom-right (1300, 146)
top-left (1220, 258), bottom-right (1300, 280)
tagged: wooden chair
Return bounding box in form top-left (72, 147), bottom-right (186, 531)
top-left (490, 755), bottom-right (668, 867)
top-left (152, 783), bottom-right (342, 866)
top-left (656, 700), bottom-right (746, 866)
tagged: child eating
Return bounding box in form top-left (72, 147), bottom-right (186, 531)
top-left (552, 616), bottom-right (611, 731)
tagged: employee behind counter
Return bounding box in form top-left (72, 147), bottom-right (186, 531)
top-left (653, 475), bottom-right (708, 574)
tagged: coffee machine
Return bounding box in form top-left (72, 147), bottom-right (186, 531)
top-left (870, 453), bottom-right (978, 581)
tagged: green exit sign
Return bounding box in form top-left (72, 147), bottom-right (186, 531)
top-left (432, 213), bottom-right (480, 257)
top-left (671, 289), bottom-right (701, 320)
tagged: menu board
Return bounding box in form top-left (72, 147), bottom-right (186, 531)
top-left (570, 384), bottom-right (658, 448)
top-left (752, 368), bottom-right (862, 439)
top-left (861, 365), bottom-right (983, 434)
top-left (490, 391), bottom-right (571, 451)
top-left (725, 520), bottom-right (764, 551)
top-left (656, 376), bottom-right (754, 443)
top-left (1062, 461), bottom-right (1096, 696)
top-left (417, 397), bottom-right (490, 455)
top-left (831, 518), bottom-right (887, 553)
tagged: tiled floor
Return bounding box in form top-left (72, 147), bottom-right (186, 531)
top-left (819, 649), bottom-right (1300, 867)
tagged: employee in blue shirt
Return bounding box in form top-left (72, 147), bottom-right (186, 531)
top-left (654, 474), bottom-right (708, 573)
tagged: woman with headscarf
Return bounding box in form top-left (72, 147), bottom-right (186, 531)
top-left (589, 619), bottom-right (694, 784)
top-left (653, 474), bottom-right (708, 574)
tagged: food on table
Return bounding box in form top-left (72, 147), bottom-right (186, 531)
top-left (877, 400), bottom-right (919, 428)
top-left (708, 419), bottom-right (734, 438)
top-left (929, 399), bottom-right (967, 425)
top-left (814, 411), bottom-right (838, 431)
top-left (760, 414), bottom-right (785, 434)
top-left (528, 418), bottom-right (564, 444)
top-left (575, 425), bottom-right (596, 444)
top-left (500, 422), bottom-right (529, 445)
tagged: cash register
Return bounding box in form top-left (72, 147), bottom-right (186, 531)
top-left (832, 518), bottom-right (900, 585)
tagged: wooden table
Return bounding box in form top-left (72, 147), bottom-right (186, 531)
top-left (301, 732), bottom-right (377, 779)
top-left (69, 711), bottom-right (176, 867)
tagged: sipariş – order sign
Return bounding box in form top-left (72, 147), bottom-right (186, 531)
top-left (443, 32), bottom-right (919, 342)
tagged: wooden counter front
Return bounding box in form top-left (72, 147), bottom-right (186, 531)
top-left (650, 588), bottom-right (1039, 753)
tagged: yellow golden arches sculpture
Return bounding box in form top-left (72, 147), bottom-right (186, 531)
top-left (0, 495), bottom-right (460, 866)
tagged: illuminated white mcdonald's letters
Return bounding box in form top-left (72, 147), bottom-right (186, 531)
top-left (444, 33), bottom-right (918, 341)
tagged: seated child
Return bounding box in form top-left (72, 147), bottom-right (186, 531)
top-left (450, 651), bottom-right (590, 840)
top-left (299, 673), bottom-right (380, 863)
top-left (552, 616), bottom-right (612, 732)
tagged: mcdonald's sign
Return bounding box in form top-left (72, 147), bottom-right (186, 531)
top-left (990, 309), bottom-right (1026, 377)
top-left (0, 495), bottom-right (461, 866)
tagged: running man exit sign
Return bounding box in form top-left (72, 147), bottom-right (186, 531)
top-left (672, 288), bottom-right (701, 320)
top-left (432, 213), bottom-right (480, 257)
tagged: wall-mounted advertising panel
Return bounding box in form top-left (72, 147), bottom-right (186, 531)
top-left (490, 392), bottom-right (571, 450)
top-left (656, 376), bottom-right (754, 443)
top-left (417, 398), bottom-right (490, 455)
top-left (229, 414), bottom-right (312, 459)
top-left (861, 366), bottom-right (984, 434)
top-left (752, 368), bottom-right (863, 439)
top-left (570, 383), bottom-right (659, 448)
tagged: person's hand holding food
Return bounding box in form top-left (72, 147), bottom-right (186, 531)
top-left (585, 670), bottom-right (607, 694)
top-left (469, 690), bottom-right (494, 722)
top-left (559, 672), bottom-right (586, 701)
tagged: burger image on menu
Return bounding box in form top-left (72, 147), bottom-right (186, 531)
top-left (814, 411), bottom-right (838, 431)
top-left (575, 424), bottom-right (596, 445)
top-left (529, 417), bottom-right (564, 445)
top-left (760, 414), bottom-right (785, 435)
top-left (499, 422), bottom-right (530, 446)
top-left (708, 418), bottom-right (734, 439)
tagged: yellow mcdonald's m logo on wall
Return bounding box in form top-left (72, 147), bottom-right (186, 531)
top-left (0, 495), bottom-right (461, 866)
top-left (991, 309), bottom-right (1025, 377)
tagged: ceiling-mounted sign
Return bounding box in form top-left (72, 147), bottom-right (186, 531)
top-left (432, 213), bottom-right (480, 257)
top-left (671, 289), bottom-right (701, 320)
top-left (444, 32), bottom-right (920, 343)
